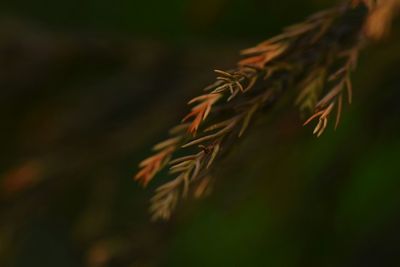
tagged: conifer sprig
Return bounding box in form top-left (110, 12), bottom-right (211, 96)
top-left (135, 0), bottom-right (399, 220)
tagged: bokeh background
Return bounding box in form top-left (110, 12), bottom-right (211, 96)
top-left (0, 0), bottom-right (400, 266)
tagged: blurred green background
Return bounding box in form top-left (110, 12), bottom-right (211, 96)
top-left (0, 0), bottom-right (399, 266)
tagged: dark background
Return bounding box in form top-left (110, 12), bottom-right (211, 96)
top-left (0, 0), bottom-right (399, 266)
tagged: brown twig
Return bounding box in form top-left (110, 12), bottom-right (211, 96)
top-left (135, 0), bottom-right (399, 220)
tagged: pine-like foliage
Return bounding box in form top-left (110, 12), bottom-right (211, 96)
top-left (135, 0), bottom-right (399, 220)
